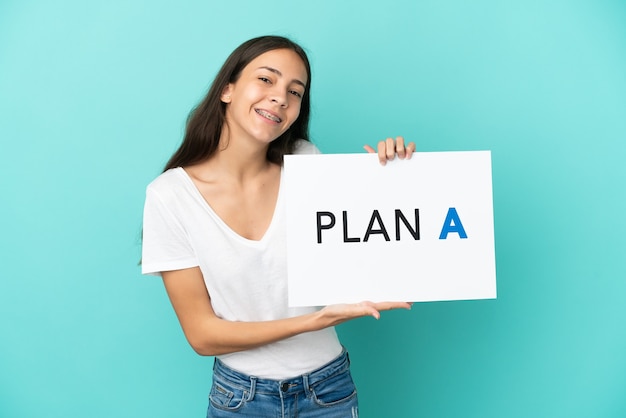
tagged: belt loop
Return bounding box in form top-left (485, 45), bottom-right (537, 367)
top-left (248, 376), bottom-right (257, 401)
top-left (302, 374), bottom-right (312, 398)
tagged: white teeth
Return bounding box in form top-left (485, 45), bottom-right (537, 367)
top-left (256, 109), bottom-right (282, 123)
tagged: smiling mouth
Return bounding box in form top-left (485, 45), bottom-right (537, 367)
top-left (255, 109), bottom-right (282, 123)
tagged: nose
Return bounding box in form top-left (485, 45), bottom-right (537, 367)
top-left (270, 88), bottom-right (288, 107)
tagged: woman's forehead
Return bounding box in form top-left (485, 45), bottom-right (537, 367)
top-left (244, 49), bottom-right (308, 83)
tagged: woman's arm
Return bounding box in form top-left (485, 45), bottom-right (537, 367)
top-left (162, 267), bottom-right (411, 356)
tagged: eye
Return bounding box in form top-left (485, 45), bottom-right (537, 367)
top-left (258, 77), bottom-right (272, 84)
top-left (289, 90), bottom-right (303, 98)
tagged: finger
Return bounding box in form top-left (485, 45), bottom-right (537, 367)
top-left (377, 141), bottom-right (387, 165)
top-left (358, 309), bottom-right (380, 320)
top-left (373, 301), bottom-right (413, 311)
top-left (363, 145), bottom-right (376, 153)
top-left (395, 136), bottom-right (406, 159)
top-left (357, 301), bottom-right (382, 319)
top-left (385, 137), bottom-right (395, 161)
top-left (405, 141), bottom-right (416, 159)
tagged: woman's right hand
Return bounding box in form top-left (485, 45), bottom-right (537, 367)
top-left (317, 301), bottom-right (413, 326)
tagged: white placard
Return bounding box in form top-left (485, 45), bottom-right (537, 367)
top-left (284, 151), bottom-right (496, 307)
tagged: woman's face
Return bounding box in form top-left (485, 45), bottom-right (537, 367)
top-left (221, 48), bottom-right (308, 145)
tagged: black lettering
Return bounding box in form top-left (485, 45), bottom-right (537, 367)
top-left (363, 210), bottom-right (390, 242)
top-left (395, 209), bottom-right (420, 240)
top-left (316, 211), bottom-right (335, 243)
top-left (342, 211), bottom-right (361, 243)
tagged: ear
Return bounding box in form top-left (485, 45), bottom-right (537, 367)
top-left (221, 84), bottom-right (233, 103)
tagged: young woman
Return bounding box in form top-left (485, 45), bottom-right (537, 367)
top-left (142, 35), bottom-right (415, 417)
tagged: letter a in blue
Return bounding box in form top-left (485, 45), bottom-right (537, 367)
top-left (439, 207), bottom-right (468, 239)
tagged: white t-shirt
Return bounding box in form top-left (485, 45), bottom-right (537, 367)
top-left (141, 140), bottom-right (342, 379)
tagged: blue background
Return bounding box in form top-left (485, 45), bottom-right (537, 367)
top-left (1, 1), bottom-right (625, 417)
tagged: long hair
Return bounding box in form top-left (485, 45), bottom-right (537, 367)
top-left (164, 36), bottom-right (312, 172)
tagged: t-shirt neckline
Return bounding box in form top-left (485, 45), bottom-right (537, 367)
top-left (174, 166), bottom-right (283, 246)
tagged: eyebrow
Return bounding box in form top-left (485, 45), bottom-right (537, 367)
top-left (258, 66), bottom-right (306, 88)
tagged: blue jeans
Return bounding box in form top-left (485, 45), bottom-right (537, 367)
top-left (207, 349), bottom-right (359, 417)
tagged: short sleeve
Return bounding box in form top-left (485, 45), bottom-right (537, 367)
top-left (293, 139), bottom-right (321, 155)
top-left (141, 185), bottom-right (198, 276)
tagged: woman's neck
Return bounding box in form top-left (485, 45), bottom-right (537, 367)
top-left (188, 131), bottom-right (276, 184)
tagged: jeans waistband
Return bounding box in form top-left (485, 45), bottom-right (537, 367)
top-left (212, 348), bottom-right (350, 396)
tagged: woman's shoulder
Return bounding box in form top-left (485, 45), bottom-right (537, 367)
top-left (292, 139), bottom-right (322, 155)
top-left (146, 167), bottom-right (188, 196)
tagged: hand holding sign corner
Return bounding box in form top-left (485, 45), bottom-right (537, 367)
top-left (363, 136), bottom-right (416, 165)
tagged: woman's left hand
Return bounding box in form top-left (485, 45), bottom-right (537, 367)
top-left (363, 136), bottom-right (416, 166)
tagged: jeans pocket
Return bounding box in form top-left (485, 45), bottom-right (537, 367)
top-left (310, 369), bottom-right (358, 407)
top-left (208, 380), bottom-right (248, 412)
